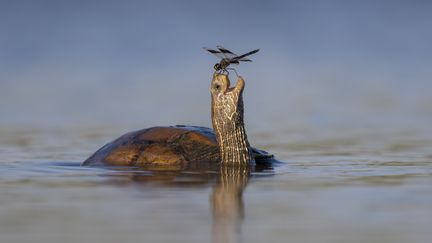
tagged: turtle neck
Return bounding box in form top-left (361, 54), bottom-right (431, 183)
top-left (210, 74), bottom-right (252, 166)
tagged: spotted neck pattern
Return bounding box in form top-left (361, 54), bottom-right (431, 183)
top-left (211, 74), bottom-right (252, 166)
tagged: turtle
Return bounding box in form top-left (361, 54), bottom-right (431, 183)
top-left (82, 73), bottom-right (274, 167)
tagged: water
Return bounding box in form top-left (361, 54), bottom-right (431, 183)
top-left (1, 124), bottom-right (431, 243)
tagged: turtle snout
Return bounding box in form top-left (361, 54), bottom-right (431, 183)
top-left (211, 74), bottom-right (231, 93)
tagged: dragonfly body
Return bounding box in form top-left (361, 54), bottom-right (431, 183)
top-left (214, 58), bottom-right (231, 71)
top-left (204, 46), bottom-right (259, 74)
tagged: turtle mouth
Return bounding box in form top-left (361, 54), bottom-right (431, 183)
top-left (227, 78), bottom-right (244, 95)
top-left (225, 86), bottom-right (235, 93)
top-left (224, 78), bottom-right (242, 94)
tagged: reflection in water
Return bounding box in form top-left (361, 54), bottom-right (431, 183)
top-left (212, 166), bottom-right (250, 243)
top-left (99, 162), bottom-right (273, 243)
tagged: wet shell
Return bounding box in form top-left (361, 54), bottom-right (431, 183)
top-left (82, 125), bottom-right (272, 167)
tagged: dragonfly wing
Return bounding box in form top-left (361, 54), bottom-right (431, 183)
top-left (203, 47), bottom-right (225, 59)
top-left (232, 49), bottom-right (260, 61)
top-left (217, 45), bottom-right (237, 59)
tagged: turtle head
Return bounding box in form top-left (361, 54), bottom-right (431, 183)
top-left (210, 73), bottom-right (245, 100)
top-left (210, 73), bottom-right (245, 123)
top-left (210, 73), bottom-right (251, 165)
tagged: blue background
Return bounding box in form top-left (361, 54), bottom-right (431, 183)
top-left (1, 0), bottom-right (431, 130)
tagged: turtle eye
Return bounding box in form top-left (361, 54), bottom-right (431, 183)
top-left (214, 84), bottom-right (221, 91)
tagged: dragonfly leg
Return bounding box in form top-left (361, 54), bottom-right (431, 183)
top-left (226, 68), bottom-right (239, 78)
top-left (219, 69), bottom-right (228, 75)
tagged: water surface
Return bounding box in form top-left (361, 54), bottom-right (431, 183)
top-left (1, 124), bottom-right (431, 243)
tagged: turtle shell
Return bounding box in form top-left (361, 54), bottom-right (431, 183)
top-left (82, 125), bottom-right (273, 167)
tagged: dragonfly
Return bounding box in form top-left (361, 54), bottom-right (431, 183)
top-left (203, 46), bottom-right (259, 75)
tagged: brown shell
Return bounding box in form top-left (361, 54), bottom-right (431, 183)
top-left (82, 125), bottom-right (273, 167)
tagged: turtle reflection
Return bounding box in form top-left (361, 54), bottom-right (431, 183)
top-left (212, 165), bottom-right (250, 243)
top-left (102, 162), bottom-right (273, 242)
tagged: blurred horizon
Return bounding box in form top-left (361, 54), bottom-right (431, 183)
top-left (1, 0), bottom-right (431, 132)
